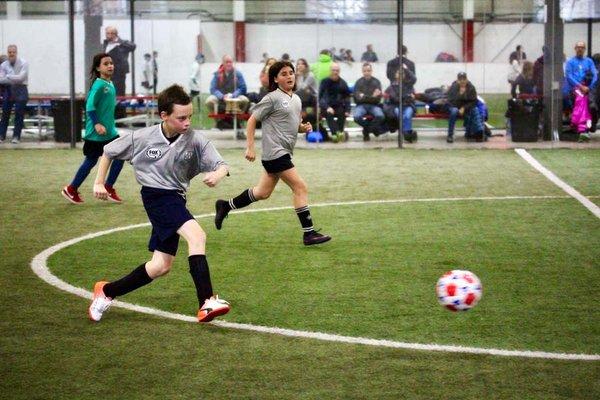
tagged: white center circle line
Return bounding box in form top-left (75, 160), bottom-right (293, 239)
top-left (31, 196), bottom-right (600, 361)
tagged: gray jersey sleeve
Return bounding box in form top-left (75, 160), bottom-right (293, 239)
top-left (103, 131), bottom-right (134, 161)
top-left (251, 94), bottom-right (274, 122)
top-left (197, 138), bottom-right (227, 173)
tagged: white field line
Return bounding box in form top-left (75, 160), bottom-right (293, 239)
top-left (30, 196), bottom-right (599, 361)
top-left (515, 149), bottom-right (600, 219)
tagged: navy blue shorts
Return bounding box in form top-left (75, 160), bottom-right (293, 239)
top-left (262, 154), bottom-right (294, 174)
top-left (141, 186), bottom-right (194, 256)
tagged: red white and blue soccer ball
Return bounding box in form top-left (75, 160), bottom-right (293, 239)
top-left (436, 270), bottom-right (482, 311)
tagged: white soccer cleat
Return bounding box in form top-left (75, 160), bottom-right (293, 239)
top-left (197, 295), bottom-right (230, 323)
top-left (88, 281), bottom-right (113, 322)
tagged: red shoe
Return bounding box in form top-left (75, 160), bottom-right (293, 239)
top-left (198, 295), bottom-right (230, 323)
top-left (61, 186), bottom-right (83, 204)
top-left (104, 185), bottom-right (122, 203)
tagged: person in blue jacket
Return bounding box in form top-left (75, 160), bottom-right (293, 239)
top-left (562, 41), bottom-right (598, 110)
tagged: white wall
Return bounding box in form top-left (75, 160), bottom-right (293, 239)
top-left (0, 18), bottom-right (597, 95)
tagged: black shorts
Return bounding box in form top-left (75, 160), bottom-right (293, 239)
top-left (83, 136), bottom-right (119, 158)
top-left (141, 186), bottom-right (194, 256)
top-left (261, 154), bottom-right (294, 174)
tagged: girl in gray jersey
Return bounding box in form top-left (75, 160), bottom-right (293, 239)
top-left (215, 61), bottom-right (331, 246)
top-left (87, 85), bottom-right (231, 323)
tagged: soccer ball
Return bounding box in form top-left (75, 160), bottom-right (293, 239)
top-left (436, 270), bottom-right (482, 311)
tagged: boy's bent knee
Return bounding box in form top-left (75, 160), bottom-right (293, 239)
top-left (253, 189), bottom-right (271, 200)
top-left (147, 259), bottom-right (172, 277)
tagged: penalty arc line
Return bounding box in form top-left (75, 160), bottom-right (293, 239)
top-left (515, 148), bottom-right (600, 219)
top-left (30, 195), bottom-right (600, 362)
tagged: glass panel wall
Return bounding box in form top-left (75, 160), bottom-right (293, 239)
top-left (0, 0), bottom-right (595, 145)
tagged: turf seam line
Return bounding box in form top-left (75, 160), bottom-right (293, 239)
top-left (31, 196), bottom-right (599, 361)
top-left (515, 149), bottom-right (600, 219)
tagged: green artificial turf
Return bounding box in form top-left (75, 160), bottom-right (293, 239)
top-left (1, 148), bottom-right (598, 399)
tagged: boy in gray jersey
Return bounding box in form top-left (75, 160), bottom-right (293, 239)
top-left (88, 84), bottom-right (231, 323)
top-left (214, 61), bottom-right (331, 246)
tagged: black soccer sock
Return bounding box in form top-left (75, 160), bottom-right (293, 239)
top-left (229, 188), bottom-right (257, 210)
top-left (103, 264), bottom-right (153, 299)
top-left (295, 206), bottom-right (315, 235)
top-left (188, 254), bottom-right (214, 308)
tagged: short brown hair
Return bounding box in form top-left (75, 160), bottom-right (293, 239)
top-left (158, 84), bottom-right (191, 115)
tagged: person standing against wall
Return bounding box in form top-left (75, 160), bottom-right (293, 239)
top-left (189, 53), bottom-right (205, 109)
top-left (387, 45), bottom-right (415, 83)
top-left (102, 26), bottom-right (136, 119)
top-left (141, 53), bottom-right (154, 94)
top-left (0, 45), bottom-right (28, 144)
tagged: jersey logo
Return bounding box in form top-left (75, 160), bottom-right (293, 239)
top-left (146, 148), bottom-right (162, 159)
top-left (103, 86), bottom-right (109, 94)
top-left (183, 151), bottom-right (194, 161)
top-left (282, 100), bottom-right (289, 108)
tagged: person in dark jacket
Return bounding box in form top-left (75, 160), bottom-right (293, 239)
top-left (102, 26), bottom-right (136, 96)
top-left (509, 45), bottom-right (527, 65)
top-left (353, 63), bottom-right (384, 141)
top-left (446, 72), bottom-right (484, 143)
top-left (319, 63), bottom-right (351, 141)
top-left (103, 26), bottom-right (136, 120)
top-left (383, 67), bottom-right (417, 142)
top-left (532, 47), bottom-right (546, 95)
top-left (511, 61), bottom-right (536, 98)
top-left (386, 45), bottom-right (415, 83)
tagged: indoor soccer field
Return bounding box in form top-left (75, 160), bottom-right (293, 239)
top-left (0, 147), bottom-right (598, 399)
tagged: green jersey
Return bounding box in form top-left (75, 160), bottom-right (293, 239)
top-left (84, 78), bottom-right (117, 141)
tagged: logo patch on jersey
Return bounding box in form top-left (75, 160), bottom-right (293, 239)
top-left (103, 86), bottom-right (109, 94)
top-left (282, 100), bottom-right (289, 108)
top-left (183, 151), bottom-right (194, 161)
top-left (146, 148), bottom-right (162, 159)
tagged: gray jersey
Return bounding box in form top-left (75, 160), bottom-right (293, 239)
top-left (103, 124), bottom-right (226, 192)
top-left (251, 88), bottom-right (302, 161)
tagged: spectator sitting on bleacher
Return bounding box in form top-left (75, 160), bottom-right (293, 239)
top-left (295, 58), bottom-right (317, 127)
top-left (511, 61), bottom-right (536, 98)
top-left (311, 49), bottom-right (333, 83)
top-left (344, 49), bottom-right (355, 63)
top-left (205, 54), bottom-right (249, 129)
top-left (334, 48), bottom-right (346, 62)
top-left (446, 72), bottom-right (484, 143)
top-left (360, 44), bottom-right (378, 63)
top-left (353, 62), bottom-right (384, 141)
top-left (383, 67), bottom-right (417, 142)
top-left (319, 63), bottom-right (351, 141)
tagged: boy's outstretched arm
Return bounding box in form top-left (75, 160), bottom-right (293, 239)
top-left (93, 155), bottom-right (112, 200)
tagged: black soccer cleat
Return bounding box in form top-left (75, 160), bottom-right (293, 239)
top-left (303, 230), bottom-right (332, 246)
top-left (214, 199), bottom-right (230, 230)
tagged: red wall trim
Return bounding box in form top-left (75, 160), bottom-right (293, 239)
top-left (235, 21), bottom-right (246, 62)
top-left (462, 20), bottom-right (474, 62)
